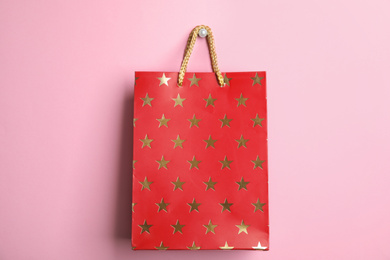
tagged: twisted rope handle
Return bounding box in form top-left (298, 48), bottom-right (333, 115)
top-left (178, 25), bottom-right (224, 87)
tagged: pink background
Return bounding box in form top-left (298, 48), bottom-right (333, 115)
top-left (1, 0), bottom-right (389, 259)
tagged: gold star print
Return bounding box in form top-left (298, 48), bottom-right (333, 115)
top-left (171, 220), bottom-right (185, 234)
top-left (139, 220), bottom-right (152, 234)
top-left (219, 156), bottom-right (232, 170)
top-left (172, 94), bottom-right (185, 107)
top-left (134, 77), bottom-right (139, 85)
top-left (220, 242), bottom-right (234, 250)
top-left (235, 135), bottom-right (249, 148)
top-left (223, 74), bottom-right (232, 86)
top-left (139, 177), bottom-right (152, 191)
top-left (187, 198), bottom-right (201, 212)
top-left (172, 135), bottom-right (185, 148)
top-left (172, 177), bottom-right (185, 191)
top-left (220, 198), bottom-right (233, 212)
top-left (188, 74), bottom-right (201, 87)
top-left (133, 118), bottom-right (138, 127)
top-left (235, 93), bottom-right (248, 107)
top-left (252, 242), bottom-right (267, 250)
top-left (188, 156), bottom-right (201, 169)
top-left (140, 134), bottom-right (153, 148)
top-left (187, 241), bottom-right (200, 250)
top-left (252, 199), bottom-right (266, 212)
top-left (132, 160), bottom-right (137, 169)
top-left (203, 220), bottom-right (217, 234)
top-left (236, 177), bottom-right (250, 191)
top-left (188, 114), bottom-right (201, 128)
top-left (156, 198), bottom-right (169, 212)
top-left (204, 135), bottom-right (217, 148)
top-left (236, 220), bottom-right (250, 234)
top-left (251, 114), bottom-right (265, 127)
top-left (156, 155), bottom-right (169, 169)
top-left (204, 94), bottom-right (217, 107)
top-left (219, 114), bottom-right (232, 128)
top-left (252, 156), bottom-right (265, 169)
top-left (132, 202), bottom-right (136, 212)
top-left (155, 241), bottom-right (168, 250)
top-left (141, 93), bottom-right (154, 107)
top-left (156, 114), bottom-right (170, 128)
top-left (204, 177), bottom-right (217, 191)
top-left (157, 73), bottom-right (171, 86)
top-left (251, 72), bottom-right (264, 86)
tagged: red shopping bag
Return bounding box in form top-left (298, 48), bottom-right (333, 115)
top-left (132, 25), bottom-right (269, 250)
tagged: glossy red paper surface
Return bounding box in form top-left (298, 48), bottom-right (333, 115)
top-left (132, 72), bottom-right (268, 250)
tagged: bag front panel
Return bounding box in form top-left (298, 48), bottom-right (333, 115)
top-left (132, 71), bottom-right (268, 250)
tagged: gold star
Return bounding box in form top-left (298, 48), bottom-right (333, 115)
top-left (156, 155), bottom-right (169, 169)
top-left (223, 74), bottom-right (232, 86)
top-left (188, 114), bottom-right (201, 128)
top-left (139, 177), bottom-right (152, 191)
top-left (134, 77), bottom-right (139, 85)
top-left (155, 241), bottom-right (168, 250)
top-left (252, 156), bottom-right (265, 169)
top-left (251, 72), bottom-right (264, 86)
top-left (203, 220), bottom-right (217, 234)
top-left (172, 94), bottom-right (185, 107)
top-left (157, 73), bottom-right (171, 86)
top-left (172, 135), bottom-right (185, 148)
top-left (187, 198), bottom-right (201, 212)
top-left (139, 220), bottom-right (152, 234)
top-left (251, 114), bottom-right (265, 127)
top-left (204, 135), bottom-right (217, 148)
top-left (141, 93), bottom-right (154, 107)
top-left (171, 220), bottom-right (185, 234)
top-left (235, 93), bottom-right (248, 107)
top-left (220, 198), bottom-right (233, 212)
top-left (204, 94), bottom-right (217, 107)
top-left (236, 220), bottom-right (249, 234)
top-left (187, 241), bottom-right (200, 250)
top-left (252, 241), bottom-right (267, 250)
top-left (156, 198), bottom-right (169, 212)
top-left (252, 199), bottom-right (266, 212)
top-left (220, 241), bottom-right (234, 250)
top-left (132, 202), bottom-right (136, 212)
top-left (219, 114), bottom-right (232, 127)
top-left (188, 156), bottom-right (201, 169)
top-left (133, 118), bottom-right (138, 127)
top-left (132, 160), bottom-right (137, 169)
top-left (204, 177), bottom-right (217, 191)
top-left (172, 177), bottom-right (185, 191)
top-left (219, 156), bottom-right (232, 170)
top-left (236, 177), bottom-right (250, 191)
top-left (188, 73), bottom-right (201, 87)
top-left (140, 134), bottom-right (153, 148)
top-left (156, 114), bottom-right (170, 128)
top-left (235, 135), bottom-right (249, 148)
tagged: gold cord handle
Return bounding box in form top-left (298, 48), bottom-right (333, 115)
top-left (178, 25), bottom-right (224, 87)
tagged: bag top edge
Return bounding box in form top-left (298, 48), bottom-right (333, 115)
top-left (134, 71), bottom-right (266, 74)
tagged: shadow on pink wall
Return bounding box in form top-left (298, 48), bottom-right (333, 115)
top-left (114, 90), bottom-right (134, 240)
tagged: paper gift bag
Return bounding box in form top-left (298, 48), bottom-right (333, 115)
top-left (132, 25), bottom-right (269, 250)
